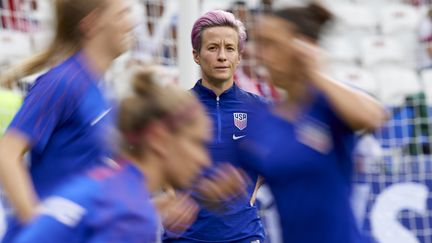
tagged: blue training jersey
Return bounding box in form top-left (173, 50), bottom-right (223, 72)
top-left (3, 52), bottom-right (114, 242)
top-left (238, 91), bottom-right (362, 243)
top-left (164, 80), bottom-right (266, 242)
top-left (14, 163), bottom-right (159, 243)
top-left (7, 52), bottom-right (113, 199)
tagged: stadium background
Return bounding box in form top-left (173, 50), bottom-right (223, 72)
top-left (2, 0), bottom-right (432, 242)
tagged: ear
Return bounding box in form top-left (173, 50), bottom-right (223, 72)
top-left (145, 123), bottom-right (171, 158)
top-left (193, 49), bottom-right (200, 65)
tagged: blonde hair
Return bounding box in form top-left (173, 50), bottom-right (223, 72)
top-left (0, 0), bottom-right (105, 87)
top-left (118, 66), bottom-right (202, 157)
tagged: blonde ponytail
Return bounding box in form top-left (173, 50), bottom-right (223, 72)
top-left (0, 0), bottom-right (104, 88)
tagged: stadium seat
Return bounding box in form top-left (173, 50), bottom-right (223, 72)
top-left (30, 30), bottom-right (53, 53)
top-left (0, 30), bottom-right (32, 63)
top-left (320, 36), bottom-right (359, 65)
top-left (379, 3), bottom-right (420, 64)
top-left (272, 0), bottom-right (312, 8)
top-left (379, 4), bottom-right (419, 35)
top-left (373, 66), bottom-right (421, 106)
top-left (331, 65), bottom-right (378, 96)
top-left (351, 0), bottom-right (408, 11)
top-left (30, 0), bottom-right (54, 24)
top-left (327, 2), bottom-right (378, 43)
top-left (360, 36), bottom-right (407, 68)
top-left (201, 0), bottom-right (234, 13)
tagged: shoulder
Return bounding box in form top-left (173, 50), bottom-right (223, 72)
top-left (309, 91), bottom-right (355, 134)
top-left (236, 88), bottom-right (265, 102)
top-left (52, 166), bottom-right (127, 211)
top-left (54, 173), bottom-right (101, 202)
top-left (308, 90), bottom-right (333, 113)
top-left (86, 165), bottom-right (137, 197)
top-left (236, 88), bottom-right (269, 106)
top-left (28, 59), bottom-right (90, 101)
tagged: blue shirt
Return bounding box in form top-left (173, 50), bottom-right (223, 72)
top-left (13, 164), bottom-right (159, 243)
top-left (164, 81), bottom-right (265, 242)
top-left (238, 92), bottom-right (361, 243)
top-left (240, 91), bottom-right (358, 243)
top-left (3, 52), bottom-right (113, 242)
top-left (8, 52), bottom-right (113, 199)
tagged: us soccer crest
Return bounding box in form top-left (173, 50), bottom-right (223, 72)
top-left (233, 113), bottom-right (247, 130)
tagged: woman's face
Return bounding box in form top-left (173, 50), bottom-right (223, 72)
top-left (95, 0), bottom-right (135, 58)
top-left (193, 26), bottom-right (241, 85)
top-left (253, 15), bottom-right (304, 89)
top-left (163, 106), bottom-right (212, 189)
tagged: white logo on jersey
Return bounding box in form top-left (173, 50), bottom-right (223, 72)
top-left (38, 196), bottom-right (86, 227)
top-left (91, 108), bottom-right (112, 126)
top-left (232, 134), bottom-right (246, 140)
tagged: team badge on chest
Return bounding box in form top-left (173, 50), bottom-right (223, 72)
top-left (233, 112), bottom-right (247, 130)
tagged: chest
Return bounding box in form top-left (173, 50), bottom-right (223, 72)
top-left (89, 182), bottom-right (158, 242)
top-left (76, 85), bottom-right (111, 128)
top-left (61, 85), bottom-right (113, 144)
top-left (204, 99), bottom-right (253, 143)
top-left (251, 113), bottom-right (339, 180)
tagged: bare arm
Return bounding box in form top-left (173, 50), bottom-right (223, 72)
top-left (0, 130), bottom-right (38, 222)
top-left (293, 39), bottom-right (388, 131)
top-left (249, 176), bottom-right (264, 206)
top-left (152, 188), bottom-right (199, 236)
top-left (310, 71), bottom-right (388, 131)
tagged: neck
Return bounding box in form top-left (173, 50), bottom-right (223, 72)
top-left (275, 81), bottom-right (310, 121)
top-left (125, 153), bottom-right (163, 193)
top-left (81, 41), bottom-right (116, 77)
top-left (201, 77), bottom-right (234, 97)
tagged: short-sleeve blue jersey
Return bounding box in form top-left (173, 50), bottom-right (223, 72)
top-left (2, 52), bottom-right (114, 242)
top-left (13, 164), bottom-right (159, 243)
top-left (238, 91), bottom-right (362, 243)
top-left (164, 80), bottom-right (266, 242)
top-left (7, 52), bottom-right (113, 199)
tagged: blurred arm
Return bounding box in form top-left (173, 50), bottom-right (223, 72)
top-left (249, 176), bottom-right (264, 206)
top-left (14, 195), bottom-right (88, 243)
top-left (311, 71), bottom-right (388, 131)
top-left (0, 130), bottom-right (38, 222)
top-left (153, 188), bottom-right (199, 236)
top-left (293, 39), bottom-right (388, 131)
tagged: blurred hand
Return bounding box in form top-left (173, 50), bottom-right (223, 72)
top-left (154, 189), bottom-right (199, 236)
top-left (253, 15), bottom-right (329, 89)
top-left (291, 38), bottom-right (327, 82)
top-left (193, 163), bottom-right (248, 212)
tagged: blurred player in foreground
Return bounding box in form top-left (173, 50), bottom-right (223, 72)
top-left (238, 3), bottom-right (387, 243)
top-left (14, 66), bottom-right (211, 243)
top-left (0, 0), bottom-right (133, 240)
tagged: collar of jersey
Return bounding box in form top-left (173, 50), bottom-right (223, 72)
top-left (193, 79), bottom-right (239, 100)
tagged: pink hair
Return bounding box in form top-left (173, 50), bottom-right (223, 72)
top-left (191, 10), bottom-right (247, 52)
